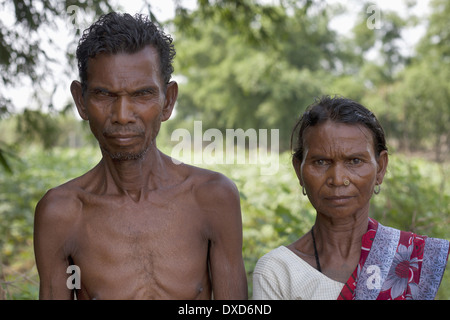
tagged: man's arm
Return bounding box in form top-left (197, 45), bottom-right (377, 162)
top-left (197, 173), bottom-right (248, 299)
top-left (34, 188), bottom-right (78, 299)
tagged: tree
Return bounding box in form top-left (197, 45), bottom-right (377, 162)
top-left (0, 0), bottom-right (119, 172)
top-left (170, 1), bottom-right (339, 149)
top-left (378, 0), bottom-right (450, 160)
top-left (0, 0), bottom-right (320, 170)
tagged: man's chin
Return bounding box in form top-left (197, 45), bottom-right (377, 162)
top-left (110, 153), bottom-right (144, 161)
top-left (103, 147), bottom-right (149, 161)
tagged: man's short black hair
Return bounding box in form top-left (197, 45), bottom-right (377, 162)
top-left (76, 12), bottom-right (175, 93)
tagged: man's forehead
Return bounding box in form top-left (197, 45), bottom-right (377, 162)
top-left (87, 45), bottom-right (157, 70)
top-left (86, 45), bottom-right (163, 86)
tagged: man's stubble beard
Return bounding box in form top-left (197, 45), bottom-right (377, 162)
top-left (100, 144), bottom-right (150, 162)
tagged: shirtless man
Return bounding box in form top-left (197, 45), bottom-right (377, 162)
top-left (33, 12), bottom-right (248, 300)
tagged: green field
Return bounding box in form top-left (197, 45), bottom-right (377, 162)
top-left (0, 145), bottom-right (448, 299)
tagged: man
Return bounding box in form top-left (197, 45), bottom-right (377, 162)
top-left (34, 12), bottom-right (248, 300)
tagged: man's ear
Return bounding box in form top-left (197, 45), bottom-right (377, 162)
top-left (161, 81), bottom-right (178, 122)
top-left (70, 81), bottom-right (88, 120)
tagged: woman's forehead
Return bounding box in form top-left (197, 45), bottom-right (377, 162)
top-left (303, 121), bottom-right (375, 156)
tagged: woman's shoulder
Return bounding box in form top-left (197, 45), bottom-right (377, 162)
top-left (254, 246), bottom-right (305, 275)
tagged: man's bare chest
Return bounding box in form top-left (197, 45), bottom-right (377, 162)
top-left (67, 198), bottom-right (211, 299)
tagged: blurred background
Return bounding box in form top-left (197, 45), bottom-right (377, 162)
top-left (0, 0), bottom-right (448, 299)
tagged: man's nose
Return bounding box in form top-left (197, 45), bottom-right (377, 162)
top-left (111, 96), bottom-right (136, 125)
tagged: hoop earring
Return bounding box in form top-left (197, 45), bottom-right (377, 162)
top-left (374, 184), bottom-right (381, 195)
top-left (302, 186), bottom-right (307, 196)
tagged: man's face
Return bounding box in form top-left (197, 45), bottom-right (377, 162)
top-left (72, 45), bottom-right (177, 161)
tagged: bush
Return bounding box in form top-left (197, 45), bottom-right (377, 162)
top-left (200, 152), bottom-right (450, 298)
top-left (0, 147), bottom-right (448, 299)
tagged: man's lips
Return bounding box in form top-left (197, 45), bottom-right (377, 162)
top-left (104, 133), bottom-right (143, 145)
top-left (106, 134), bottom-right (140, 139)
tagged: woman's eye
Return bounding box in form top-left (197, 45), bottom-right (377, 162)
top-left (315, 159), bottom-right (329, 166)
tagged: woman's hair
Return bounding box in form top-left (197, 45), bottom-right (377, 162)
top-left (75, 12), bottom-right (175, 94)
top-left (291, 95), bottom-right (388, 162)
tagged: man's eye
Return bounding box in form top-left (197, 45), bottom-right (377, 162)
top-left (133, 90), bottom-right (154, 97)
top-left (350, 158), bottom-right (362, 165)
top-left (93, 89), bottom-right (114, 97)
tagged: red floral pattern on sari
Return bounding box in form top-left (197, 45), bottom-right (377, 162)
top-left (377, 232), bottom-right (425, 300)
top-left (338, 218), bottom-right (443, 300)
top-left (338, 218), bottom-right (377, 300)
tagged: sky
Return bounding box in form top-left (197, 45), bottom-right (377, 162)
top-left (1, 0), bottom-right (430, 113)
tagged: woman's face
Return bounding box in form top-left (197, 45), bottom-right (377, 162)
top-left (295, 120), bottom-right (388, 220)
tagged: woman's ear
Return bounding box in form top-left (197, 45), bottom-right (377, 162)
top-left (70, 80), bottom-right (88, 120)
top-left (292, 156), bottom-right (303, 186)
top-left (376, 150), bottom-right (389, 185)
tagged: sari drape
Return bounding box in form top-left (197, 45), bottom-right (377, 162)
top-left (338, 218), bottom-right (449, 300)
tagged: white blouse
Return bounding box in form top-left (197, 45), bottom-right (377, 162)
top-left (253, 246), bottom-right (345, 300)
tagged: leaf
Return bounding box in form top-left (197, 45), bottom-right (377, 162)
top-left (0, 148), bottom-right (13, 174)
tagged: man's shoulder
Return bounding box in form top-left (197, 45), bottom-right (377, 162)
top-left (183, 164), bottom-right (239, 201)
top-left (35, 180), bottom-right (84, 224)
top-left (169, 159), bottom-right (241, 216)
top-left (36, 161), bottom-right (101, 210)
top-left (39, 182), bottom-right (80, 203)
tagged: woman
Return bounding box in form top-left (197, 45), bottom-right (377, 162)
top-left (252, 96), bottom-right (449, 300)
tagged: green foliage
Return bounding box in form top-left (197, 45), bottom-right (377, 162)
top-left (0, 0), bottom-right (119, 172)
top-left (0, 146), bottom-right (101, 299)
top-left (0, 0), bottom-right (116, 113)
top-left (0, 144), bottom-right (448, 299)
top-left (0, 0), bottom-right (449, 300)
top-left (2, 0), bottom-right (449, 169)
top-left (169, 0), bottom-right (450, 160)
top-left (371, 155), bottom-right (450, 238)
top-left (198, 152), bottom-right (450, 298)
top-left (171, 3), bottom-right (337, 149)
top-left (370, 155), bottom-right (450, 299)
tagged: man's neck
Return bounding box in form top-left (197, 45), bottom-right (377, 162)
top-left (100, 145), bottom-right (166, 202)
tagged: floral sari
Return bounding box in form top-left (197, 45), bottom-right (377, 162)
top-left (338, 218), bottom-right (449, 300)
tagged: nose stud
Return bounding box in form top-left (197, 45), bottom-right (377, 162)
top-left (344, 179), bottom-right (350, 186)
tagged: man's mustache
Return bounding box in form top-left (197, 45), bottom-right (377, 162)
top-left (102, 125), bottom-right (145, 136)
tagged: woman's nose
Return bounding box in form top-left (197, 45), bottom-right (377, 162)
top-left (327, 162), bottom-right (348, 187)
